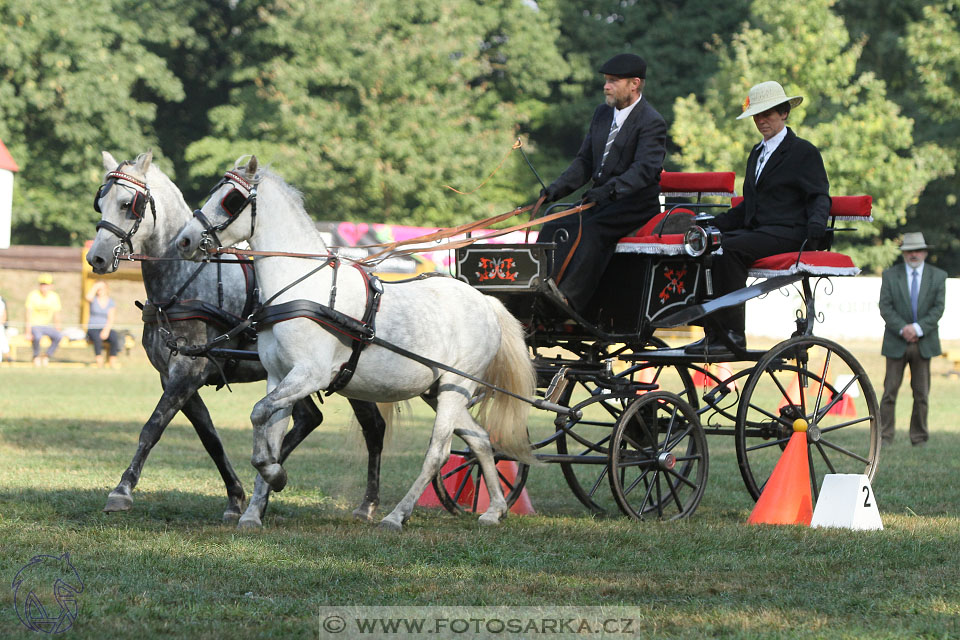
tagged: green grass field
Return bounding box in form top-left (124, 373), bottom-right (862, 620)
top-left (1, 343), bottom-right (959, 639)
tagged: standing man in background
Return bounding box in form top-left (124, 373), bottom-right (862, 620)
top-left (878, 232), bottom-right (947, 447)
top-left (25, 273), bottom-right (63, 367)
top-left (538, 53), bottom-right (666, 314)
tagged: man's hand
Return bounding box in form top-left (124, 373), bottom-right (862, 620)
top-left (584, 185), bottom-right (613, 205)
top-left (901, 324), bottom-right (919, 343)
top-left (539, 185), bottom-right (559, 204)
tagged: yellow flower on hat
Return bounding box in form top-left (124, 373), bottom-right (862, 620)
top-left (742, 96), bottom-right (750, 113)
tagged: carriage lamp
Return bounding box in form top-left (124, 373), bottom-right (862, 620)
top-left (683, 224), bottom-right (722, 257)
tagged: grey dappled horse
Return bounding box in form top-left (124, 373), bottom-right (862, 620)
top-left (175, 156), bottom-right (536, 531)
top-left (87, 152), bottom-right (386, 527)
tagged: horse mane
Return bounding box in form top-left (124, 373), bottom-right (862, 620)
top-left (231, 156), bottom-right (306, 211)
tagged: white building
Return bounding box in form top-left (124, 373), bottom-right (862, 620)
top-left (0, 138), bottom-right (19, 249)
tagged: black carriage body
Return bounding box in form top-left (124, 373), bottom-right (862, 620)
top-left (455, 243), bottom-right (703, 338)
top-left (587, 253), bottom-right (702, 335)
top-left (455, 244), bottom-right (552, 322)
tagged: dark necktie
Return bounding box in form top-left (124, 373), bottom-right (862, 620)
top-left (601, 118), bottom-right (619, 168)
top-left (910, 269), bottom-right (920, 323)
top-left (755, 144), bottom-right (767, 180)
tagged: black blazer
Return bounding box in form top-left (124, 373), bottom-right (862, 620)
top-left (548, 97), bottom-right (666, 206)
top-left (714, 127), bottom-right (831, 242)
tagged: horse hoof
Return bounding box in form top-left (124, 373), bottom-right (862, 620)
top-left (238, 516), bottom-right (263, 529)
top-left (352, 504), bottom-right (377, 522)
top-left (478, 513), bottom-right (502, 526)
top-left (262, 464), bottom-right (287, 492)
top-left (378, 518), bottom-right (403, 533)
top-left (103, 492), bottom-right (133, 513)
top-left (223, 510), bottom-right (242, 523)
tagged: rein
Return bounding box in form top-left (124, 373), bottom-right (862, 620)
top-left (205, 200), bottom-right (594, 265)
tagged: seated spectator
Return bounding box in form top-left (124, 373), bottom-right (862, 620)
top-left (85, 280), bottom-right (123, 368)
top-left (25, 273), bottom-right (63, 366)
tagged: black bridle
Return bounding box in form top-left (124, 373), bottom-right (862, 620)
top-left (193, 170), bottom-right (257, 254)
top-left (93, 168), bottom-right (157, 268)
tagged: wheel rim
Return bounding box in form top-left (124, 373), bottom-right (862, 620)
top-left (608, 391), bottom-right (708, 520)
top-left (736, 336), bottom-right (880, 502)
top-left (431, 447), bottom-right (530, 515)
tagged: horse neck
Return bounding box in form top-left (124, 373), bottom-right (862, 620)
top-left (140, 175), bottom-right (210, 303)
top-left (248, 179), bottom-right (334, 297)
top-left (248, 179), bottom-right (327, 254)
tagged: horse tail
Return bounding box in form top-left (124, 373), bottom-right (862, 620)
top-left (475, 296), bottom-right (538, 465)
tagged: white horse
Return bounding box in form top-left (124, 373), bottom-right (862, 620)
top-left (175, 156), bottom-right (535, 530)
top-left (87, 151), bottom-right (388, 527)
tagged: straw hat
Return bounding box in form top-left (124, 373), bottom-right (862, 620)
top-left (737, 81), bottom-right (803, 120)
top-left (900, 232), bottom-right (931, 251)
top-left (38, 273), bottom-right (54, 285)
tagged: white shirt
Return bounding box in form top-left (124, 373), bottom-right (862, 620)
top-left (904, 261), bottom-right (926, 337)
top-left (612, 93), bottom-right (642, 129)
top-left (755, 126), bottom-right (788, 178)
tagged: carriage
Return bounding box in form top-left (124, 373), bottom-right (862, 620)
top-left (103, 153), bottom-right (878, 529)
top-left (433, 171), bottom-right (880, 521)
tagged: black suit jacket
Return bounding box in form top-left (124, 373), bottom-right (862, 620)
top-left (714, 127), bottom-right (831, 242)
top-left (548, 97), bottom-right (666, 206)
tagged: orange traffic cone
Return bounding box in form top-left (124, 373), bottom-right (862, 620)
top-left (635, 366), bottom-right (656, 395)
top-left (692, 363), bottom-right (737, 391)
top-left (828, 393), bottom-right (857, 417)
top-left (778, 373), bottom-right (803, 411)
top-left (747, 419), bottom-right (813, 526)
top-left (417, 455), bottom-right (474, 508)
top-left (474, 461), bottom-right (536, 515)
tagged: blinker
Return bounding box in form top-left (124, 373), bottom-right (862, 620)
top-left (220, 188), bottom-right (248, 217)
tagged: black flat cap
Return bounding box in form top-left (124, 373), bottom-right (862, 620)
top-left (599, 53), bottom-right (646, 79)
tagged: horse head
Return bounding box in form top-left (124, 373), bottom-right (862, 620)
top-left (87, 151), bottom-right (159, 273)
top-left (176, 155), bottom-right (261, 260)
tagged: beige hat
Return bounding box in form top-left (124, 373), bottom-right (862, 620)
top-left (737, 81), bottom-right (803, 120)
top-left (900, 232), bottom-right (931, 251)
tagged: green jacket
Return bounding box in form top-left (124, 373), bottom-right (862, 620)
top-left (878, 262), bottom-right (947, 359)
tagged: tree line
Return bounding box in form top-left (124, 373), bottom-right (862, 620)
top-left (1, 0), bottom-right (957, 274)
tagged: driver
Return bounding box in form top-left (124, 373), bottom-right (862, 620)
top-left (537, 53), bottom-right (666, 314)
top-left (684, 81), bottom-right (831, 355)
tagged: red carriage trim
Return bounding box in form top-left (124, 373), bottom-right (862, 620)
top-left (659, 171), bottom-right (736, 196)
top-left (747, 251), bottom-right (859, 278)
top-left (729, 195), bottom-right (873, 221)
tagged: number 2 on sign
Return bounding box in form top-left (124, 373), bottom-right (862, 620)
top-left (862, 485), bottom-right (872, 508)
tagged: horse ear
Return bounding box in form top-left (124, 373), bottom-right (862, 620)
top-left (247, 155), bottom-right (259, 178)
top-left (102, 151), bottom-right (118, 171)
top-left (135, 150), bottom-right (153, 174)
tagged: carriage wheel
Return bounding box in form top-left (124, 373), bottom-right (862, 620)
top-left (431, 447), bottom-right (530, 516)
top-left (555, 386), bottom-right (638, 515)
top-left (554, 339), bottom-right (699, 515)
top-left (608, 391), bottom-right (708, 520)
top-left (735, 336), bottom-right (880, 502)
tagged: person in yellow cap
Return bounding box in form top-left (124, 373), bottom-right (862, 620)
top-left (685, 80), bottom-right (831, 355)
top-left (25, 273), bottom-right (63, 366)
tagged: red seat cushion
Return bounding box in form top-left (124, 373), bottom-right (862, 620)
top-left (748, 251), bottom-right (859, 277)
top-left (659, 171), bottom-right (736, 196)
top-left (729, 195), bottom-right (872, 220)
